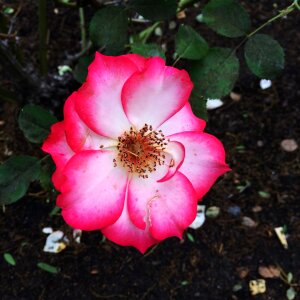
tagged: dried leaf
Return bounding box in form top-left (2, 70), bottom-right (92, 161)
top-left (258, 266), bottom-right (280, 278)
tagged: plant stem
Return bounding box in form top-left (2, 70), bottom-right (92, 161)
top-left (38, 0), bottom-right (48, 76)
top-left (79, 7), bottom-right (87, 51)
top-left (231, 2), bottom-right (298, 56)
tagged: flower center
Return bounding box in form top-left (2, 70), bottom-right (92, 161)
top-left (114, 124), bottom-right (168, 178)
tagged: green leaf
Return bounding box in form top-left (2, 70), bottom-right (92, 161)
top-left (49, 206), bottom-right (61, 217)
top-left (175, 25), bottom-right (209, 60)
top-left (130, 0), bottom-right (177, 21)
top-left (190, 47), bottom-right (239, 99)
top-left (258, 191), bottom-right (270, 198)
top-left (37, 262), bottom-right (59, 274)
top-left (189, 93), bottom-right (208, 121)
top-left (89, 7), bottom-right (128, 54)
top-left (130, 22), bottom-right (160, 44)
top-left (131, 43), bottom-right (165, 59)
top-left (244, 34), bottom-right (284, 79)
top-left (39, 159), bottom-right (55, 191)
top-left (187, 232), bottom-right (195, 242)
top-left (3, 253), bottom-right (16, 266)
top-left (203, 0), bottom-right (250, 38)
top-left (3, 7), bottom-right (14, 14)
top-left (286, 287), bottom-right (296, 300)
top-left (18, 105), bottom-right (57, 144)
top-left (0, 156), bottom-right (41, 205)
top-left (287, 272), bottom-right (293, 284)
top-left (73, 55), bottom-right (94, 83)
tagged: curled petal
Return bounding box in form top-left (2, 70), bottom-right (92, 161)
top-left (158, 103), bottom-right (206, 136)
top-left (122, 57), bottom-right (193, 130)
top-left (64, 94), bottom-right (117, 152)
top-left (41, 122), bottom-right (74, 190)
top-left (127, 172), bottom-right (197, 240)
top-left (157, 141), bottom-right (185, 183)
top-left (57, 150), bottom-right (128, 230)
top-left (169, 132), bottom-right (230, 199)
top-left (74, 53), bottom-right (139, 138)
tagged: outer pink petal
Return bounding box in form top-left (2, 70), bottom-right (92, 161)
top-left (127, 172), bottom-right (197, 240)
top-left (157, 141), bottom-right (185, 183)
top-left (41, 122), bottom-right (74, 190)
top-left (122, 53), bottom-right (148, 71)
top-left (74, 52), bottom-right (139, 138)
top-left (169, 132), bottom-right (230, 199)
top-left (57, 150), bottom-right (128, 230)
top-left (64, 93), bottom-right (117, 152)
top-left (158, 103), bottom-right (206, 136)
top-left (102, 188), bottom-right (159, 254)
top-left (122, 57), bottom-right (193, 130)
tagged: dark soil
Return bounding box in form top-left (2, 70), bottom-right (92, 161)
top-left (0, 1), bottom-right (300, 299)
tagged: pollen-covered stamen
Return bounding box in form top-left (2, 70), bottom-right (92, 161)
top-left (115, 124), bottom-right (168, 178)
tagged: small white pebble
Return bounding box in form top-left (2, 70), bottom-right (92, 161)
top-left (189, 205), bottom-right (205, 229)
top-left (42, 227), bottom-right (53, 234)
top-left (257, 140), bottom-right (264, 147)
top-left (168, 21), bottom-right (177, 30)
top-left (154, 27), bottom-right (163, 36)
top-left (281, 139), bottom-right (298, 152)
top-left (260, 79), bottom-right (272, 90)
top-left (206, 98), bottom-right (224, 110)
top-left (73, 229), bottom-right (82, 244)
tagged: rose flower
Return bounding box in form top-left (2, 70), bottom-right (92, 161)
top-left (42, 53), bottom-right (229, 253)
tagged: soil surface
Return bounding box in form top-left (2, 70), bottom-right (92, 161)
top-left (0, 1), bottom-right (300, 300)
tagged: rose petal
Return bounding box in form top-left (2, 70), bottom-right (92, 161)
top-left (57, 150), bottom-right (128, 230)
top-left (64, 93), bottom-right (117, 152)
top-left (158, 103), bottom-right (206, 136)
top-left (41, 122), bottom-right (74, 189)
top-left (122, 53), bottom-right (148, 71)
top-left (127, 172), bottom-right (197, 240)
top-left (74, 53), bottom-right (139, 138)
top-left (169, 132), bottom-right (230, 199)
top-left (102, 192), bottom-right (159, 254)
top-left (122, 57), bottom-right (193, 130)
top-left (157, 141), bottom-right (185, 182)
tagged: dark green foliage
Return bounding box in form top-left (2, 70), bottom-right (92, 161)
top-left (203, 0), bottom-right (250, 37)
top-left (244, 34), bottom-right (285, 79)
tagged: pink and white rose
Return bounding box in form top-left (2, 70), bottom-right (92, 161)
top-left (42, 53), bottom-right (230, 253)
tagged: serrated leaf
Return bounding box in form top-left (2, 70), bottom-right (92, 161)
top-left (130, 0), bottom-right (177, 21)
top-left (3, 253), bottom-right (16, 266)
top-left (18, 105), bottom-right (57, 143)
top-left (73, 55), bottom-right (94, 83)
top-left (0, 156), bottom-right (41, 205)
top-left (244, 34), bottom-right (284, 79)
top-left (190, 47), bottom-right (239, 99)
top-left (203, 0), bottom-right (250, 38)
top-left (89, 7), bottom-right (128, 54)
top-left (175, 25), bottom-right (209, 60)
top-left (37, 262), bottom-right (59, 274)
top-left (286, 287), bottom-right (296, 300)
top-left (131, 43), bottom-right (165, 59)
